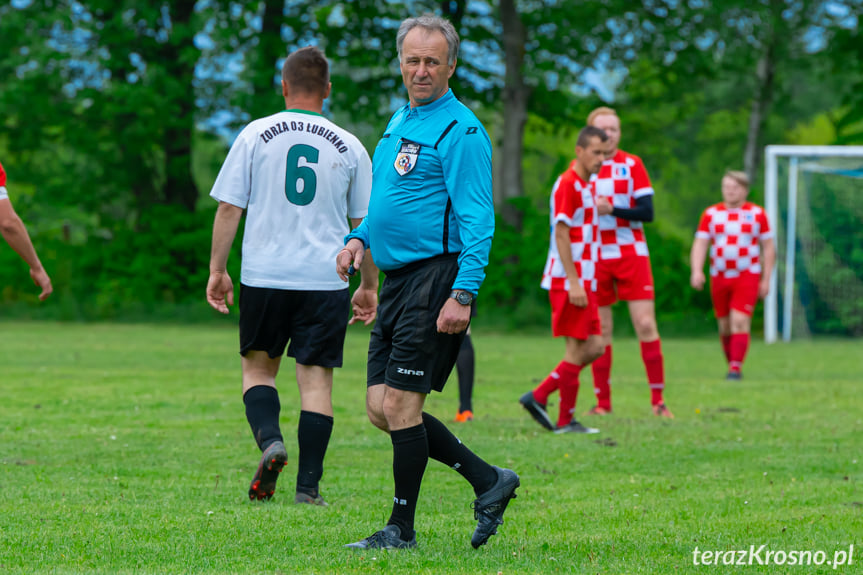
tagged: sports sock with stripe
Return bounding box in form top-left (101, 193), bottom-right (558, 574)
top-left (640, 339), bottom-right (665, 405)
top-left (591, 345), bottom-right (612, 410)
top-left (555, 361), bottom-right (583, 427)
top-left (387, 423), bottom-right (428, 540)
top-left (422, 412), bottom-right (496, 496)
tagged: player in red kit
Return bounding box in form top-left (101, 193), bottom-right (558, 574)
top-left (690, 171), bottom-right (775, 379)
top-left (0, 160), bottom-right (53, 301)
top-left (585, 107), bottom-right (672, 418)
top-left (519, 126), bottom-right (608, 434)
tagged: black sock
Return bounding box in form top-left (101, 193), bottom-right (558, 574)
top-left (243, 385), bottom-right (283, 451)
top-left (387, 423), bottom-right (428, 540)
top-left (423, 412), bottom-right (497, 496)
top-left (456, 334), bottom-right (475, 412)
top-left (296, 410), bottom-right (334, 497)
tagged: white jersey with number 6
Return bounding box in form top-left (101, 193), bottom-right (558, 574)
top-left (210, 110), bottom-right (372, 290)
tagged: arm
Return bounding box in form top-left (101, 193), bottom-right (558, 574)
top-left (206, 201), bottom-right (244, 314)
top-left (346, 217), bottom-right (379, 326)
top-left (596, 194), bottom-right (653, 222)
top-left (0, 199), bottom-right (52, 300)
top-left (690, 237), bottom-right (710, 290)
top-left (441, 123), bottom-right (495, 295)
top-left (435, 123), bottom-right (494, 334)
top-left (612, 194), bottom-right (653, 222)
top-left (555, 221), bottom-right (587, 307)
top-left (759, 237), bottom-right (776, 299)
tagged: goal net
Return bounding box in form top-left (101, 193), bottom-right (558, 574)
top-left (764, 145), bottom-right (863, 342)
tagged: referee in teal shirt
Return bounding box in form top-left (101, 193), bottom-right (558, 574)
top-left (339, 13), bottom-right (519, 551)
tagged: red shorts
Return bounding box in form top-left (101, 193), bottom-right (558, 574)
top-left (594, 255), bottom-right (655, 307)
top-left (549, 289), bottom-right (601, 340)
top-left (710, 272), bottom-right (759, 318)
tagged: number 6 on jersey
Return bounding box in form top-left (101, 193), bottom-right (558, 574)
top-left (285, 144), bottom-right (319, 205)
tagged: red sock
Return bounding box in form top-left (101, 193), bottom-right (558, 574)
top-left (591, 345), bottom-right (612, 410)
top-left (556, 362), bottom-right (583, 427)
top-left (721, 335), bottom-right (732, 363)
top-left (533, 362), bottom-right (565, 405)
top-left (640, 339), bottom-right (665, 406)
top-left (729, 333), bottom-right (750, 373)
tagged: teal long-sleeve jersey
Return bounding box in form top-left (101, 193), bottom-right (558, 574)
top-left (346, 90), bottom-right (495, 295)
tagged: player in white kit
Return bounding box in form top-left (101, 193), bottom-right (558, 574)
top-left (207, 46), bottom-right (378, 504)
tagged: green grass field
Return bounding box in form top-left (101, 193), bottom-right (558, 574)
top-left (1, 321), bottom-right (860, 574)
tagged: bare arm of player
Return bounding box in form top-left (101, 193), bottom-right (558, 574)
top-left (347, 217), bottom-right (379, 326)
top-left (759, 237), bottom-right (776, 299)
top-left (207, 201), bottom-right (243, 314)
top-left (690, 237), bottom-right (710, 291)
top-left (0, 198), bottom-right (52, 301)
top-left (554, 221), bottom-right (587, 307)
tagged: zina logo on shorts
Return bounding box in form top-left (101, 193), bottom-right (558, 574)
top-left (397, 367), bottom-right (425, 376)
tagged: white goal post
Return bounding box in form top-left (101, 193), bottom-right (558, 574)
top-left (764, 145), bottom-right (863, 343)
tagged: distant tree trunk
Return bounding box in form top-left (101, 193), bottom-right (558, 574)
top-left (744, 45), bottom-right (775, 184)
top-left (161, 0), bottom-right (200, 212)
top-left (442, 0), bottom-right (466, 97)
top-left (247, 0), bottom-right (285, 118)
top-left (498, 0), bottom-right (528, 230)
top-left (745, 0), bottom-right (782, 184)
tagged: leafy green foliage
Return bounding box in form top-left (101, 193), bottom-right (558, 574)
top-left (2, 0), bottom-right (861, 330)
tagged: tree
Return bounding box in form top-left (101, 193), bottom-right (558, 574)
top-left (2, 0), bottom-right (204, 213)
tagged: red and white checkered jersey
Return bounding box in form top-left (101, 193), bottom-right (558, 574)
top-left (696, 202), bottom-right (773, 278)
top-left (0, 160), bottom-right (8, 200)
top-left (541, 161), bottom-right (598, 291)
top-left (593, 149), bottom-right (653, 260)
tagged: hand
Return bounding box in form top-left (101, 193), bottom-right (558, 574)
top-left (30, 267), bottom-right (53, 301)
top-left (206, 270), bottom-right (234, 314)
top-left (337, 239), bottom-right (365, 281)
top-left (349, 286), bottom-right (378, 326)
top-left (596, 196), bottom-right (614, 216)
top-left (568, 282), bottom-right (587, 308)
top-left (436, 297), bottom-right (471, 334)
top-left (758, 277), bottom-right (770, 299)
top-left (691, 271), bottom-right (706, 291)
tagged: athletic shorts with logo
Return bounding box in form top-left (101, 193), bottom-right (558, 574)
top-left (367, 254), bottom-right (466, 394)
top-left (549, 288), bottom-right (601, 340)
top-left (710, 272), bottom-right (759, 318)
top-left (239, 284), bottom-right (350, 367)
top-left (594, 255), bottom-right (655, 306)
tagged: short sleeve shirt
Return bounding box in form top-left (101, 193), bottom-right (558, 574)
top-left (696, 202), bottom-right (773, 278)
top-left (593, 149), bottom-right (653, 260)
top-left (541, 161), bottom-right (598, 292)
top-left (210, 110), bottom-right (372, 290)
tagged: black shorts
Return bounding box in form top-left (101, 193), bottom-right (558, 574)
top-left (239, 284), bottom-right (350, 368)
top-left (367, 254), bottom-right (467, 394)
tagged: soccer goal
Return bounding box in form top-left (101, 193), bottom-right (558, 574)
top-left (764, 145), bottom-right (863, 342)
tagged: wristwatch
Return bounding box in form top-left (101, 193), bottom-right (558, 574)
top-left (450, 290), bottom-right (475, 305)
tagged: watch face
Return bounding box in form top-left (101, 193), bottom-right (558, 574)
top-left (457, 292), bottom-right (472, 305)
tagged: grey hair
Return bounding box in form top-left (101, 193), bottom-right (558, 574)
top-left (396, 13), bottom-right (459, 66)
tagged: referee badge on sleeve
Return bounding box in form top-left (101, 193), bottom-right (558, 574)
top-left (394, 141), bottom-right (421, 176)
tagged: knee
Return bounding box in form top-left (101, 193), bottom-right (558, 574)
top-left (586, 341), bottom-right (605, 364)
top-left (368, 410), bottom-right (389, 432)
top-left (633, 315), bottom-right (658, 340)
top-left (365, 394), bottom-right (388, 431)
